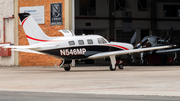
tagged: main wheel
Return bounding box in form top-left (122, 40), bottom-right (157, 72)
top-left (118, 63), bottom-right (123, 69)
top-left (64, 64), bottom-right (71, 71)
top-left (109, 64), bottom-right (116, 71)
top-left (174, 58), bottom-right (178, 65)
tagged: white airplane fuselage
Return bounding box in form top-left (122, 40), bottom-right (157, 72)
top-left (31, 35), bottom-right (134, 60)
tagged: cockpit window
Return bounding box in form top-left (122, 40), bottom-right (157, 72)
top-left (87, 39), bottom-right (93, 44)
top-left (68, 41), bottom-right (75, 45)
top-left (97, 38), bottom-right (107, 44)
top-left (78, 40), bottom-right (84, 45)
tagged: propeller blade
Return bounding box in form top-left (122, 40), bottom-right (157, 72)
top-left (167, 27), bottom-right (173, 43)
top-left (130, 32), bottom-right (136, 44)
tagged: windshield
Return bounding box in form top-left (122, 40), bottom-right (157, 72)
top-left (97, 38), bottom-right (107, 44)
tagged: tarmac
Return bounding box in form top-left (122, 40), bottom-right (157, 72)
top-left (0, 66), bottom-right (180, 96)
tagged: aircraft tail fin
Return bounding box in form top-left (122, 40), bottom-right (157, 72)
top-left (19, 13), bottom-right (50, 45)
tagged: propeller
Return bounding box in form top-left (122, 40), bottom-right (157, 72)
top-left (158, 27), bottom-right (173, 45)
top-left (135, 38), bottom-right (149, 48)
top-left (167, 27), bottom-right (173, 43)
top-left (130, 32), bottom-right (136, 44)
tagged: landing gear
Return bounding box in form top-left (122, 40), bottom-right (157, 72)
top-left (174, 52), bottom-right (178, 65)
top-left (109, 55), bottom-right (117, 71)
top-left (64, 64), bottom-right (71, 71)
top-left (109, 58), bottom-right (124, 71)
top-left (118, 63), bottom-right (123, 69)
top-left (60, 60), bottom-right (72, 71)
top-left (109, 63), bottom-right (124, 71)
top-left (109, 64), bottom-right (116, 71)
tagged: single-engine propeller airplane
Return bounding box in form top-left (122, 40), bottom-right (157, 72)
top-left (132, 28), bottom-right (180, 65)
top-left (3, 13), bottom-right (179, 71)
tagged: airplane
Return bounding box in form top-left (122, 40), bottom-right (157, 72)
top-left (3, 13), bottom-right (178, 71)
top-left (131, 28), bottom-right (180, 65)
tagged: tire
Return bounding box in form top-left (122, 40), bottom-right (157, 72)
top-left (64, 64), bottom-right (71, 71)
top-left (174, 59), bottom-right (178, 65)
top-left (140, 60), bottom-right (144, 66)
top-left (118, 63), bottom-right (123, 69)
top-left (109, 64), bottom-right (116, 71)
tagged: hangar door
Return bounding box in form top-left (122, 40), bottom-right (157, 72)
top-left (74, 0), bottom-right (133, 66)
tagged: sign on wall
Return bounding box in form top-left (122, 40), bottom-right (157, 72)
top-left (20, 6), bottom-right (44, 24)
top-left (51, 3), bottom-right (63, 25)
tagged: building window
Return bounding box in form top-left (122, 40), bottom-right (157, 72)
top-left (116, 30), bottom-right (135, 43)
top-left (79, 0), bottom-right (96, 16)
top-left (116, 0), bottom-right (126, 11)
top-left (164, 5), bottom-right (180, 17)
top-left (78, 40), bottom-right (84, 45)
top-left (138, 0), bottom-right (147, 11)
top-left (68, 41), bottom-right (75, 45)
top-left (87, 39), bottom-right (93, 44)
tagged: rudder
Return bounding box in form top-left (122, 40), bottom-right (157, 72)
top-left (19, 13), bottom-right (50, 45)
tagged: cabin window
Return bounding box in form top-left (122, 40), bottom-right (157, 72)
top-left (78, 40), bottom-right (84, 45)
top-left (97, 38), bottom-right (107, 44)
top-left (68, 41), bottom-right (75, 45)
top-left (87, 39), bottom-right (93, 44)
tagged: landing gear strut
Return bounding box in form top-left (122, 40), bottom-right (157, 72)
top-left (109, 64), bottom-right (116, 71)
top-left (109, 55), bottom-right (124, 71)
top-left (109, 62), bottom-right (124, 71)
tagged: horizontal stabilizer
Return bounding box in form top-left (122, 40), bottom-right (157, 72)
top-left (4, 45), bottom-right (32, 49)
top-left (11, 49), bottom-right (45, 54)
top-left (3, 43), bottom-right (60, 50)
top-left (0, 43), bottom-right (12, 47)
top-left (156, 48), bottom-right (180, 53)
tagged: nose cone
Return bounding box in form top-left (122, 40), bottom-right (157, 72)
top-left (126, 43), bottom-right (134, 50)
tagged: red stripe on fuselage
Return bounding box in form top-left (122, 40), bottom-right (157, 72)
top-left (107, 44), bottom-right (129, 50)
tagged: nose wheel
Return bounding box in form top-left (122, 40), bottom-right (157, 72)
top-left (118, 63), bottom-right (124, 69)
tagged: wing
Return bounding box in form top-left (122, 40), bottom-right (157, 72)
top-left (156, 48), bottom-right (180, 53)
top-left (88, 45), bottom-right (176, 59)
